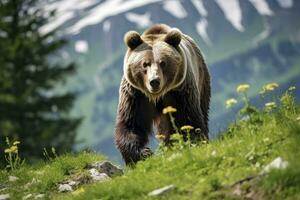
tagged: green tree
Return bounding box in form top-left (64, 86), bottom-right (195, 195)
top-left (0, 0), bottom-right (81, 165)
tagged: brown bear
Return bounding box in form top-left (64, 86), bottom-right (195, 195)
top-left (115, 24), bottom-right (211, 165)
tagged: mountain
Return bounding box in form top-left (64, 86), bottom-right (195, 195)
top-left (43, 0), bottom-right (300, 162)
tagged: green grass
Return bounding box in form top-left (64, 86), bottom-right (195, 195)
top-left (1, 89), bottom-right (300, 199)
top-left (210, 56), bottom-right (300, 125)
top-left (0, 153), bottom-right (105, 199)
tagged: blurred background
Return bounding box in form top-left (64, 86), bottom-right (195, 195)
top-left (0, 0), bottom-right (299, 164)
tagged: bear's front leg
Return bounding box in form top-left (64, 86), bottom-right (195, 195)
top-left (115, 128), bottom-right (152, 165)
top-left (169, 89), bottom-right (209, 141)
top-left (115, 80), bottom-right (154, 165)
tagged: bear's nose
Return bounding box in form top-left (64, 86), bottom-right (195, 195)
top-left (149, 78), bottom-right (160, 89)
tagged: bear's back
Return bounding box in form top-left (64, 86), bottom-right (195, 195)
top-left (143, 24), bottom-right (170, 35)
top-left (141, 24), bottom-right (172, 45)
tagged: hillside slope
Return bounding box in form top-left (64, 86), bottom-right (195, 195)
top-left (0, 87), bottom-right (299, 199)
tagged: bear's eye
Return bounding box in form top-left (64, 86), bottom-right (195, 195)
top-left (159, 60), bottom-right (166, 68)
top-left (143, 62), bottom-right (150, 68)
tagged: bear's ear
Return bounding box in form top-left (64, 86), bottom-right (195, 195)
top-left (164, 29), bottom-right (181, 47)
top-left (124, 31), bottom-right (143, 50)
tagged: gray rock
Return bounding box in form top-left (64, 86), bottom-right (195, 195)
top-left (58, 184), bottom-right (73, 192)
top-left (90, 161), bottom-right (123, 177)
top-left (68, 181), bottom-right (78, 186)
top-left (261, 157), bottom-right (289, 174)
top-left (89, 168), bottom-right (111, 182)
top-left (8, 176), bottom-right (18, 182)
top-left (148, 185), bottom-right (175, 196)
top-left (55, 161), bottom-right (122, 194)
top-left (0, 194), bottom-right (10, 200)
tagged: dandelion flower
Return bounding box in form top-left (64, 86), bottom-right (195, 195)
top-left (4, 148), bottom-right (11, 153)
top-left (264, 83), bottom-right (279, 92)
top-left (9, 145), bottom-right (18, 153)
top-left (13, 141), bottom-right (20, 145)
top-left (180, 125), bottom-right (194, 131)
top-left (155, 134), bottom-right (166, 141)
top-left (226, 98), bottom-right (237, 108)
top-left (288, 86), bottom-right (296, 91)
top-left (265, 102), bottom-right (277, 110)
top-left (163, 106), bottom-right (177, 114)
top-left (265, 102), bottom-right (276, 107)
top-left (237, 84), bottom-right (250, 93)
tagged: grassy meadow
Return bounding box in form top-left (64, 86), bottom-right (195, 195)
top-left (1, 84), bottom-right (299, 200)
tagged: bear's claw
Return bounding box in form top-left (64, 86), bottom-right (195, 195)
top-left (140, 147), bottom-right (153, 160)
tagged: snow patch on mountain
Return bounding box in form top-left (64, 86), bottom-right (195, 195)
top-left (40, 0), bottom-right (98, 34)
top-left (103, 20), bottom-right (111, 33)
top-left (125, 12), bottom-right (152, 28)
top-left (196, 19), bottom-right (211, 46)
top-left (44, 0), bottom-right (97, 13)
top-left (215, 0), bottom-right (244, 32)
top-left (277, 0), bottom-right (293, 8)
top-left (40, 0), bottom-right (289, 38)
top-left (67, 0), bottom-right (162, 35)
top-left (249, 0), bottom-right (273, 16)
top-left (40, 12), bottom-right (74, 35)
top-left (191, 0), bottom-right (207, 16)
top-left (75, 40), bottom-right (89, 53)
top-left (163, 0), bottom-right (187, 19)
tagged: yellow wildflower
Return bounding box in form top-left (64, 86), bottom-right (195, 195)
top-left (10, 145), bottom-right (18, 153)
top-left (180, 125), bottom-right (194, 131)
top-left (288, 86), bottom-right (296, 91)
top-left (226, 98), bottom-right (237, 108)
top-left (265, 102), bottom-right (276, 107)
top-left (4, 148), bottom-right (11, 153)
top-left (13, 141), bottom-right (20, 145)
top-left (155, 134), bottom-right (166, 141)
top-left (264, 83), bottom-right (279, 92)
top-left (237, 84), bottom-right (250, 93)
top-left (265, 102), bottom-right (277, 110)
top-left (162, 106), bottom-right (177, 114)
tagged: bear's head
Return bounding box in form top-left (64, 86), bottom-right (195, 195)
top-left (123, 26), bottom-right (186, 101)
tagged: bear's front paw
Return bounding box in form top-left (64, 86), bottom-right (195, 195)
top-left (140, 147), bottom-right (153, 160)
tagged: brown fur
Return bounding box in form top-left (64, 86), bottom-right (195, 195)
top-left (143, 24), bottom-right (169, 35)
top-left (124, 31), bottom-right (143, 50)
top-left (115, 24), bottom-right (211, 165)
